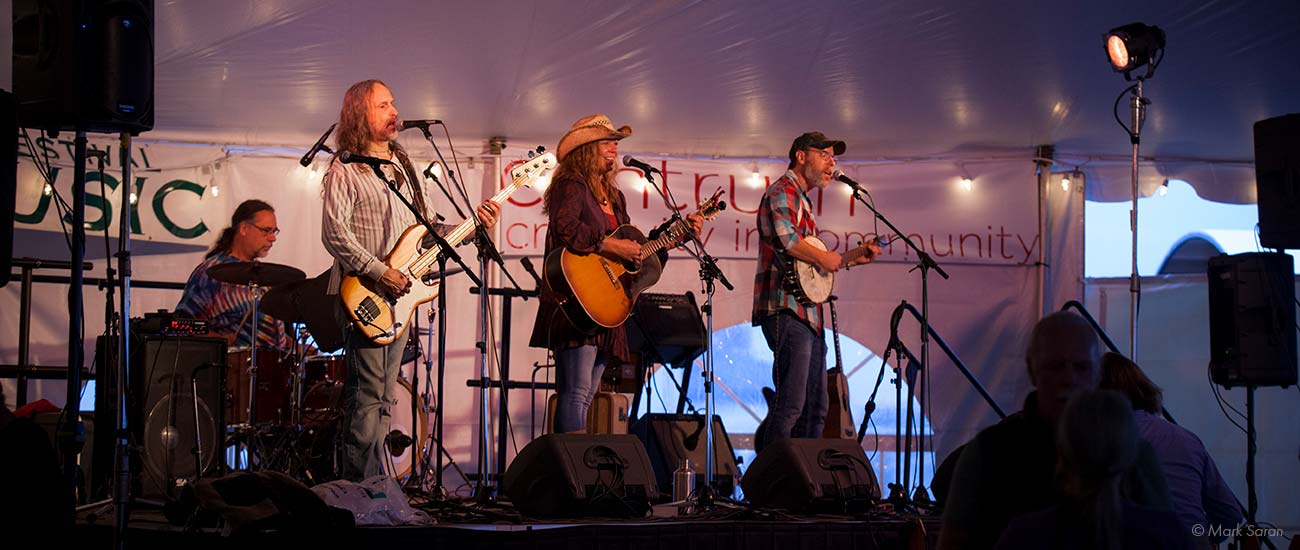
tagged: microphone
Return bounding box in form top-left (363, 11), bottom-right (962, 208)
top-left (386, 430), bottom-right (413, 456)
top-left (887, 302), bottom-right (906, 350)
top-left (338, 151), bottom-right (393, 168)
top-left (519, 257), bottom-right (544, 287)
top-left (299, 123), bottom-right (337, 167)
top-left (622, 155), bottom-right (660, 174)
top-left (833, 169), bottom-right (863, 190)
top-left (401, 119), bottom-right (442, 131)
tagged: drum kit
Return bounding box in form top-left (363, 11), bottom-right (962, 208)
top-left (205, 260), bottom-right (427, 485)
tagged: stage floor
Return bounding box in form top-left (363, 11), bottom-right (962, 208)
top-left (76, 507), bottom-right (942, 550)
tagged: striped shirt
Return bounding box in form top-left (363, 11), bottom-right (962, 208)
top-left (321, 154), bottom-right (450, 294)
top-left (752, 170), bottom-right (822, 331)
top-left (175, 252), bottom-right (291, 348)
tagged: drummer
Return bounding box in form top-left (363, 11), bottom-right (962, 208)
top-left (176, 199), bottom-right (292, 348)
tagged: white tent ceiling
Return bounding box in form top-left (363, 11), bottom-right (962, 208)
top-left (5, 0), bottom-right (1300, 195)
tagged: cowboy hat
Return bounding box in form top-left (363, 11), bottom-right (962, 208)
top-left (556, 114), bottom-right (632, 161)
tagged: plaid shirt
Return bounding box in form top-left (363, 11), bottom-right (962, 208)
top-left (752, 170), bottom-right (822, 331)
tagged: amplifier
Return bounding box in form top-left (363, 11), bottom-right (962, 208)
top-left (133, 310), bottom-right (208, 336)
top-left (627, 292), bottom-right (705, 367)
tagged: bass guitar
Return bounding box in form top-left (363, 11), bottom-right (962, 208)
top-left (543, 189), bottom-right (725, 334)
top-left (340, 149), bottom-right (556, 344)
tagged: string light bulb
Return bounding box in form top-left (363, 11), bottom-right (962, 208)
top-left (959, 177), bottom-right (974, 192)
top-left (1061, 175), bottom-right (1071, 192)
top-left (210, 185), bottom-right (220, 197)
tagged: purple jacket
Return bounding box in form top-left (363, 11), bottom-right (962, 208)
top-left (528, 174), bottom-right (634, 365)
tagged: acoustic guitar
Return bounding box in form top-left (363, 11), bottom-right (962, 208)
top-left (542, 189), bottom-right (725, 334)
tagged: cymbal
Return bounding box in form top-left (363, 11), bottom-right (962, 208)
top-left (206, 261), bottom-right (306, 287)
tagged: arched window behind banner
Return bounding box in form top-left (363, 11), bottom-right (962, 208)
top-left (638, 322), bottom-right (935, 492)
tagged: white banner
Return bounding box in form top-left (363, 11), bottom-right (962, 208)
top-left (497, 156), bottom-right (1041, 266)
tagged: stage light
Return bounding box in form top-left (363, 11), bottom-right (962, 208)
top-left (1104, 23), bottom-right (1166, 81)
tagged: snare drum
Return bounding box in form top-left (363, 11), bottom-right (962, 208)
top-left (225, 346), bottom-right (293, 424)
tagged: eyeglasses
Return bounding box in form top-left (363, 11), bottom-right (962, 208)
top-left (245, 222), bottom-right (280, 236)
top-left (805, 148), bottom-right (836, 162)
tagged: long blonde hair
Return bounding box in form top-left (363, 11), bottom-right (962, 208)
top-left (545, 140), bottom-right (622, 214)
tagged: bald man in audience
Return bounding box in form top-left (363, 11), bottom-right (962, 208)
top-left (938, 312), bottom-right (1173, 550)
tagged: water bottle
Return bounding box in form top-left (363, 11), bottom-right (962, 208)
top-left (672, 458), bottom-right (696, 502)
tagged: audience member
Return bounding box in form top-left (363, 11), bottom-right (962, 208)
top-left (938, 312), bottom-right (1172, 550)
top-left (1101, 352), bottom-right (1244, 547)
top-left (995, 390), bottom-right (1194, 549)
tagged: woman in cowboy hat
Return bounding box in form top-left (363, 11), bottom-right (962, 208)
top-left (529, 114), bottom-right (702, 433)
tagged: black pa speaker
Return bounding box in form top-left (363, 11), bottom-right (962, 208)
top-left (130, 336), bottom-right (227, 499)
top-left (1208, 252), bottom-right (1298, 388)
top-left (627, 292), bottom-right (705, 366)
top-left (630, 413), bottom-right (739, 498)
top-left (12, 0), bottom-right (155, 133)
top-left (503, 434), bottom-right (659, 518)
top-left (1254, 113), bottom-right (1300, 250)
top-left (741, 438), bottom-right (880, 514)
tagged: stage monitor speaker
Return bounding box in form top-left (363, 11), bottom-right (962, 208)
top-left (12, 0), bottom-right (155, 133)
top-left (129, 336), bottom-right (227, 499)
top-left (1208, 252), bottom-right (1298, 388)
top-left (630, 413), bottom-right (739, 498)
top-left (0, 89), bottom-right (13, 285)
top-left (1254, 113), bottom-right (1300, 250)
top-left (627, 292), bottom-right (705, 366)
top-left (741, 438), bottom-right (880, 514)
top-left (503, 434), bottom-right (659, 518)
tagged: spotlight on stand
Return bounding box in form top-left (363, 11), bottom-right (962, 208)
top-left (1103, 20), bottom-right (1166, 361)
top-left (1104, 23), bottom-right (1166, 81)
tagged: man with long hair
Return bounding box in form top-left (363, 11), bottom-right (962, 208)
top-left (176, 199), bottom-right (290, 348)
top-left (528, 114), bottom-right (701, 433)
top-left (321, 79), bottom-right (500, 480)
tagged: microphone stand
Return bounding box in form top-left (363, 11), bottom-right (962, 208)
top-left (413, 125), bottom-right (525, 504)
top-left (846, 183), bottom-right (949, 506)
top-left (640, 165), bottom-right (734, 507)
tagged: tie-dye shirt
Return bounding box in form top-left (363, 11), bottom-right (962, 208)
top-left (175, 251), bottom-right (291, 349)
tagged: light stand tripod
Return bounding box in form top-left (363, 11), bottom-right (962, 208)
top-left (842, 175), bottom-right (949, 507)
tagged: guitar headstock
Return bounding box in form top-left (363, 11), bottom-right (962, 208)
top-left (697, 188), bottom-right (728, 220)
top-left (509, 148), bottom-right (557, 187)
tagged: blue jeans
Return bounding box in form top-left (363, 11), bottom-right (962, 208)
top-left (553, 345), bottom-right (607, 433)
top-left (756, 311), bottom-right (827, 453)
top-left (340, 321), bottom-right (409, 481)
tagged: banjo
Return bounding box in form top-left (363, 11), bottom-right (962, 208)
top-left (783, 235), bottom-right (891, 305)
